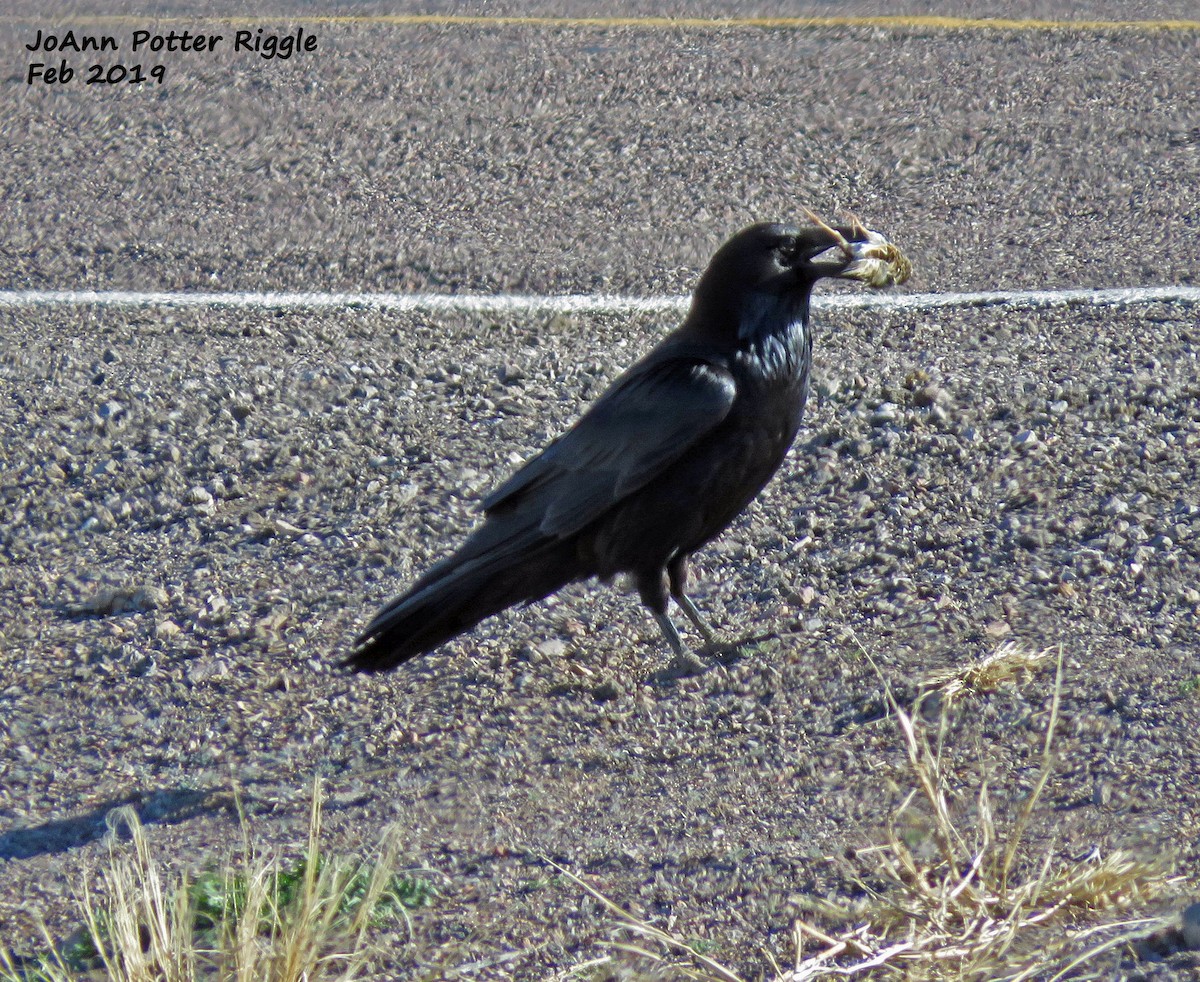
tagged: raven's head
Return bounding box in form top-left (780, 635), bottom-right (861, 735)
top-left (754, 214), bottom-right (911, 287)
top-left (693, 214), bottom-right (910, 312)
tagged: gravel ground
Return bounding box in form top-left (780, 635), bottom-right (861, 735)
top-left (4, 14), bottom-right (1200, 296)
top-left (2, 7), bottom-right (1200, 979)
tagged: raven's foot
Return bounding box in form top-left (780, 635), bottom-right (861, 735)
top-left (663, 648), bottom-right (706, 678)
top-left (708, 630), bottom-right (780, 665)
top-left (652, 610), bottom-right (708, 678)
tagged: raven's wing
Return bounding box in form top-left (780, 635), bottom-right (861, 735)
top-left (481, 357), bottom-right (736, 538)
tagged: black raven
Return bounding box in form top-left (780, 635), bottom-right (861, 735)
top-left (347, 216), bottom-right (910, 674)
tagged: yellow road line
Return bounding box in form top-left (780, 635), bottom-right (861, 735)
top-left (9, 14), bottom-right (1200, 32)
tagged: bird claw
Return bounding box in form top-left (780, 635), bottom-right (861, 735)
top-left (659, 649), bottom-right (707, 679)
top-left (846, 211), bottom-right (870, 241)
top-left (802, 207), bottom-right (855, 259)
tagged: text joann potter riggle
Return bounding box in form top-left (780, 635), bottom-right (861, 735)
top-left (24, 26), bottom-right (317, 85)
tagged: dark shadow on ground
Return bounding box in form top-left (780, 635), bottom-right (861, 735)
top-left (0, 787), bottom-right (237, 861)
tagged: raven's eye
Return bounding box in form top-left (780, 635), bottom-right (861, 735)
top-left (776, 238), bottom-right (802, 263)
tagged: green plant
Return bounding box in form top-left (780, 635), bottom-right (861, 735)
top-left (0, 781), bottom-right (436, 982)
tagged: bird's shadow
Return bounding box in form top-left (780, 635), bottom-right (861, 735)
top-left (0, 787), bottom-right (235, 861)
top-left (647, 630), bottom-right (781, 683)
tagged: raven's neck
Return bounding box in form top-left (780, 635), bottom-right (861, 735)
top-left (719, 290), bottom-right (807, 378)
top-left (734, 290), bottom-right (811, 344)
top-left (683, 284), bottom-right (811, 341)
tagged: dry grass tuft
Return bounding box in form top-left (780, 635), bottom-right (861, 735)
top-left (0, 781), bottom-right (433, 982)
top-left (784, 646), bottom-right (1176, 980)
top-left (919, 641), bottom-right (1053, 702)
top-left (545, 858), bottom-right (747, 982)
top-left (560, 645), bottom-right (1178, 981)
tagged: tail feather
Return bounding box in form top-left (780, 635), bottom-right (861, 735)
top-left (344, 534), bottom-right (581, 672)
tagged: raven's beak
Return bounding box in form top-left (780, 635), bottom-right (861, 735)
top-left (811, 229), bottom-right (912, 288)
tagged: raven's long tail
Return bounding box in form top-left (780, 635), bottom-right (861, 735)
top-left (344, 529), bottom-right (582, 673)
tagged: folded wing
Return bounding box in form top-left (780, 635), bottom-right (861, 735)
top-left (482, 357), bottom-right (737, 538)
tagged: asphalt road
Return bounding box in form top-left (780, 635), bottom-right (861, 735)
top-left (3, 7), bottom-right (1199, 296)
top-left (2, 6), bottom-right (1199, 978)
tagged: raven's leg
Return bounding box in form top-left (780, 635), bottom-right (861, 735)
top-left (637, 569), bottom-right (704, 675)
top-left (667, 556), bottom-right (719, 645)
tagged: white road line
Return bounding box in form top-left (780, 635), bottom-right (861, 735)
top-left (1, 286), bottom-right (1198, 314)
